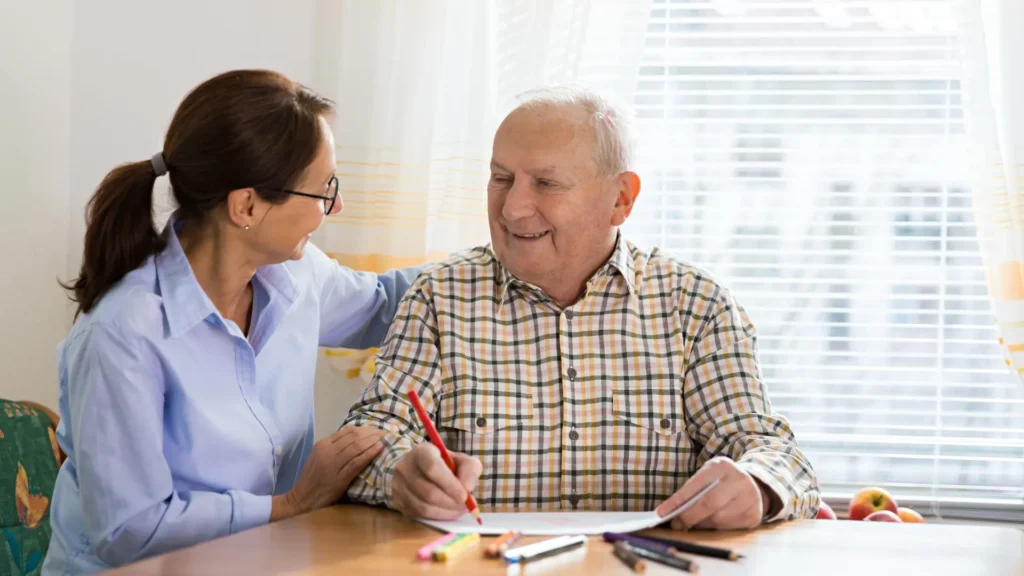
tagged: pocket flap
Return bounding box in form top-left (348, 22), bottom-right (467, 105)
top-left (613, 386), bottom-right (682, 437)
top-left (437, 382), bottom-right (534, 435)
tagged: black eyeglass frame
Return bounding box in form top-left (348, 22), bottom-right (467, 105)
top-left (259, 175), bottom-right (339, 215)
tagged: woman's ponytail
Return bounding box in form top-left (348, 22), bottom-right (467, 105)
top-left (63, 160), bottom-right (165, 318)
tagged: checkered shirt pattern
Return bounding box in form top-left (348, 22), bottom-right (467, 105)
top-left (343, 235), bottom-right (819, 520)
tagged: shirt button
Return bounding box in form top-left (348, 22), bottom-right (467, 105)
top-left (569, 493), bottom-right (581, 505)
top-left (660, 418), bottom-right (672, 430)
top-left (476, 417), bottom-right (487, 428)
top-left (274, 446), bottom-right (282, 457)
top-left (565, 310), bottom-right (575, 320)
top-left (567, 367), bottom-right (577, 380)
top-left (569, 429), bottom-right (579, 442)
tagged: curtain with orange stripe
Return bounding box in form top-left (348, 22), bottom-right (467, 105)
top-left (957, 0), bottom-right (1024, 383)
top-left (307, 0), bottom-right (652, 437)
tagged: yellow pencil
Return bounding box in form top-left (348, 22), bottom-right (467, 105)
top-left (431, 533), bottom-right (470, 560)
top-left (434, 533), bottom-right (481, 562)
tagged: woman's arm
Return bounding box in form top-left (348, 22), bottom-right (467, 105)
top-left (309, 244), bottom-right (423, 349)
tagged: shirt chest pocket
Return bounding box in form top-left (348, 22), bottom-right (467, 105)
top-left (436, 382), bottom-right (534, 452)
top-left (612, 382), bottom-right (684, 437)
top-left (612, 381), bottom-right (690, 508)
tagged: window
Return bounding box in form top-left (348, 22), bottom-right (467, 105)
top-left (616, 0), bottom-right (1024, 520)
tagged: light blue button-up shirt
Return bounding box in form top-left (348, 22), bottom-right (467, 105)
top-left (42, 220), bottom-right (420, 575)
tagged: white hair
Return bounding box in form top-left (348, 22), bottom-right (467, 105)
top-left (513, 85), bottom-right (635, 178)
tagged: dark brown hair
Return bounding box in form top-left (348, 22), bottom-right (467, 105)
top-left (63, 69), bottom-right (335, 317)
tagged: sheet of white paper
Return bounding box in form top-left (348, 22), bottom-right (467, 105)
top-left (419, 510), bottom-right (663, 535)
top-left (418, 478), bottom-right (719, 535)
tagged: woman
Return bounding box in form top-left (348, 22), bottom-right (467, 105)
top-left (42, 70), bottom-right (419, 574)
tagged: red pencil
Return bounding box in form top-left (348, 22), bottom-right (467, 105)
top-left (406, 389), bottom-right (483, 525)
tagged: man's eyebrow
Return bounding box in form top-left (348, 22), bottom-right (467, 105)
top-left (531, 166), bottom-right (558, 176)
top-left (489, 162), bottom-right (561, 177)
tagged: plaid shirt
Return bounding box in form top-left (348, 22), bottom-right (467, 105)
top-left (344, 235), bottom-right (819, 520)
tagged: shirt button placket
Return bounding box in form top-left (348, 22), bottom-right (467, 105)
top-left (561, 306), bottom-right (581, 510)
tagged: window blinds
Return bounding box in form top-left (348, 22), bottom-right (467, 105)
top-left (616, 0), bottom-right (1024, 520)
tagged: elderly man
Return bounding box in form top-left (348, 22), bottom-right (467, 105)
top-left (343, 87), bottom-right (819, 530)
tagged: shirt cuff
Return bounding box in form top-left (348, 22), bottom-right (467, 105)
top-left (737, 461), bottom-right (791, 523)
top-left (381, 445), bottom-right (412, 509)
top-left (227, 491), bottom-right (272, 534)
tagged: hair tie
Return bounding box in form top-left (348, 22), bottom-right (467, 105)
top-left (150, 152), bottom-right (168, 177)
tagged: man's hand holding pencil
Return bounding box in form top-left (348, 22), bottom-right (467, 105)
top-left (393, 390), bottom-right (484, 522)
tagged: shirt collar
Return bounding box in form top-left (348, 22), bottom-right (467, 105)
top-left (497, 260), bottom-right (516, 307)
top-left (155, 213), bottom-right (298, 338)
top-left (156, 217), bottom-right (216, 338)
top-left (604, 232), bottom-right (637, 295)
top-left (496, 232), bottom-right (636, 307)
top-left (255, 260), bottom-right (298, 305)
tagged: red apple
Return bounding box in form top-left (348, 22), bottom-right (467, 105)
top-left (848, 487), bottom-right (899, 520)
top-left (815, 502), bottom-right (837, 520)
top-left (897, 507), bottom-right (924, 523)
top-left (864, 510), bottom-right (902, 523)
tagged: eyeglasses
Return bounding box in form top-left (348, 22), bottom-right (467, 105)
top-left (261, 176), bottom-right (340, 215)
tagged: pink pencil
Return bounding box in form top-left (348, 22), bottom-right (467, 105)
top-left (416, 533), bottom-right (458, 561)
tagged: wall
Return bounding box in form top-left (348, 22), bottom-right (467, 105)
top-left (0, 1), bottom-right (74, 410)
top-left (2, 0), bottom-right (360, 438)
top-left (67, 0), bottom-right (318, 275)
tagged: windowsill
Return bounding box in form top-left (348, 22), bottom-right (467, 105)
top-left (822, 495), bottom-right (1024, 530)
top-left (926, 516), bottom-right (1024, 530)
top-left (824, 506), bottom-right (1023, 530)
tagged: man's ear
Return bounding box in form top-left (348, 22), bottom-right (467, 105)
top-left (610, 171), bottom-right (641, 226)
top-left (225, 188), bottom-right (258, 230)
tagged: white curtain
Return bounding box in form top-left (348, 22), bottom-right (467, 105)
top-left (955, 0), bottom-right (1024, 386)
top-left (308, 0), bottom-right (651, 438)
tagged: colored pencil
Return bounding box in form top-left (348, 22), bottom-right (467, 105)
top-left (434, 533), bottom-right (481, 562)
top-left (485, 530), bottom-right (523, 558)
top-left (613, 541), bottom-right (647, 573)
top-left (604, 533), bottom-right (684, 558)
top-left (621, 541), bottom-right (700, 573)
top-left (633, 534), bottom-right (743, 561)
top-left (406, 389), bottom-right (482, 524)
top-left (415, 532), bottom-right (457, 561)
top-left (431, 533), bottom-right (471, 560)
top-left (502, 535), bottom-right (588, 564)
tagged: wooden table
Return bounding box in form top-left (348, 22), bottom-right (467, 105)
top-left (106, 505), bottom-right (1023, 575)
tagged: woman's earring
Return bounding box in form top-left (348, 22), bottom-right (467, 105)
top-left (244, 225), bottom-right (250, 231)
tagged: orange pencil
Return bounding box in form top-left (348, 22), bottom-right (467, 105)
top-left (407, 389), bottom-right (483, 525)
top-left (485, 530), bottom-right (523, 558)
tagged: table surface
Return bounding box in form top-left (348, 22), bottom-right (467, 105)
top-left (106, 505), bottom-right (1024, 575)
